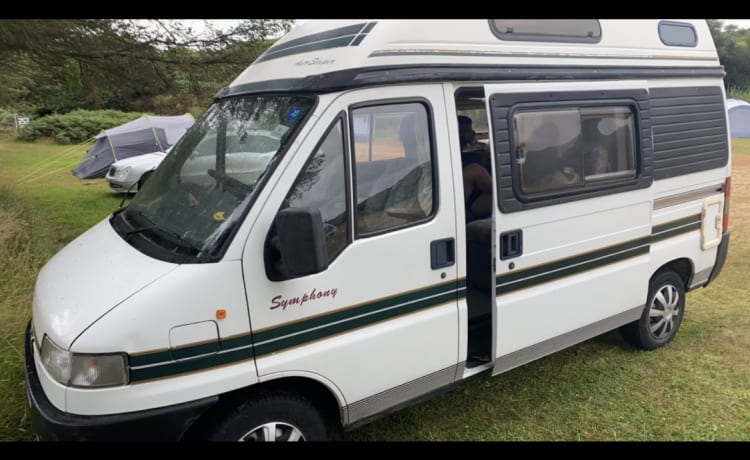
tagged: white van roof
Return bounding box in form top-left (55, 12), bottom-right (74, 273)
top-left (220, 20), bottom-right (721, 98)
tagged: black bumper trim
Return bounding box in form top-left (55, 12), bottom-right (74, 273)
top-left (24, 322), bottom-right (219, 441)
top-left (705, 232), bottom-right (730, 287)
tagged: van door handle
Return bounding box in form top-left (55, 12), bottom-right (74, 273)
top-left (430, 238), bottom-right (455, 269)
top-left (500, 229), bottom-right (523, 260)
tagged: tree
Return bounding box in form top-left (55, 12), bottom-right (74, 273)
top-left (0, 19), bottom-right (293, 114)
top-left (707, 19), bottom-right (750, 91)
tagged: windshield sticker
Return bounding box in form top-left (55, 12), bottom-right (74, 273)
top-left (286, 107), bottom-right (304, 122)
top-left (271, 287), bottom-right (338, 310)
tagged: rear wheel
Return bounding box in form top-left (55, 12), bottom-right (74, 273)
top-left (207, 391), bottom-right (327, 442)
top-left (620, 270), bottom-right (685, 350)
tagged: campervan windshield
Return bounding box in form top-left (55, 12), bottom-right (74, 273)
top-left (116, 95), bottom-right (315, 260)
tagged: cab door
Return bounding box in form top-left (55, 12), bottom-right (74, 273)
top-left (484, 81), bottom-right (654, 374)
top-left (241, 84), bottom-right (459, 424)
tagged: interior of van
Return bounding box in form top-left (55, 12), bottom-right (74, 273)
top-left (455, 87), bottom-right (494, 369)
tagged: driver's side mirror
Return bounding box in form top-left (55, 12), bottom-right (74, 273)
top-left (273, 207), bottom-right (329, 278)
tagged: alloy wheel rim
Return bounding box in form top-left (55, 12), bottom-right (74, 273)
top-left (648, 284), bottom-right (681, 340)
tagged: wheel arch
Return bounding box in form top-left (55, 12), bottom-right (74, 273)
top-left (652, 257), bottom-right (693, 290)
top-left (183, 372), bottom-right (347, 440)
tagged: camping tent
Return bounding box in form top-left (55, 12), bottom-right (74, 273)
top-left (73, 114), bottom-right (194, 179)
top-left (727, 98), bottom-right (750, 138)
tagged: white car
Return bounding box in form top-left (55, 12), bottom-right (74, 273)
top-left (107, 130), bottom-right (282, 193)
top-left (105, 147), bottom-right (171, 194)
top-left (180, 130), bottom-right (282, 185)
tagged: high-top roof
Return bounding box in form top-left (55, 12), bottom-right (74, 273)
top-left (222, 20), bottom-right (720, 97)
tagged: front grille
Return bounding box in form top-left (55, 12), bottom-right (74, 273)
top-left (108, 165), bottom-right (117, 176)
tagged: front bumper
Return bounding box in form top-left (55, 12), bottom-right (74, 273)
top-left (105, 178), bottom-right (135, 193)
top-left (24, 321), bottom-right (218, 441)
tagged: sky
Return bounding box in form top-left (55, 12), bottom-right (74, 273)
top-left (723, 19), bottom-right (750, 29)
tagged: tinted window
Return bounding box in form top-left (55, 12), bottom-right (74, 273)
top-left (352, 103), bottom-right (435, 234)
top-left (490, 20), bottom-right (601, 43)
top-left (658, 21), bottom-right (698, 47)
top-left (284, 119), bottom-right (349, 261)
top-left (513, 106), bottom-right (636, 197)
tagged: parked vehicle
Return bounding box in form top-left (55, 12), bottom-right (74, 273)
top-left (106, 130), bottom-right (281, 194)
top-left (105, 147), bottom-right (172, 193)
top-left (25, 20), bottom-right (731, 441)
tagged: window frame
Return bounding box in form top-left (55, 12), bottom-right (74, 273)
top-left (508, 99), bottom-right (642, 204)
top-left (658, 20), bottom-right (698, 48)
top-left (488, 20), bottom-right (602, 44)
top-left (347, 97), bottom-right (440, 239)
top-left (275, 112), bottom-right (353, 268)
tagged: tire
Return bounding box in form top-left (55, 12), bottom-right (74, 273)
top-left (620, 271), bottom-right (686, 350)
top-left (207, 391), bottom-right (327, 441)
top-left (137, 170), bottom-right (154, 193)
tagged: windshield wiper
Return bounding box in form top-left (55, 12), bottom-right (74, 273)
top-left (124, 208), bottom-right (157, 236)
top-left (125, 208), bottom-right (200, 253)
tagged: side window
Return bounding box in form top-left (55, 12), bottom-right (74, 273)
top-left (658, 21), bottom-right (697, 47)
top-left (283, 119), bottom-right (349, 261)
top-left (514, 109), bottom-right (584, 194)
top-left (351, 102), bottom-right (435, 235)
top-left (489, 20), bottom-right (601, 43)
top-left (580, 107), bottom-right (636, 181)
top-left (513, 105), bottom-right (636, 197)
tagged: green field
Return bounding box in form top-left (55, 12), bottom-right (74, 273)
top-left (0, 135), bottom-right (748, 441)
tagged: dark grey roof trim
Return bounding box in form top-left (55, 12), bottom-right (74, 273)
top-left (215, 64), bottom-right (726, 100)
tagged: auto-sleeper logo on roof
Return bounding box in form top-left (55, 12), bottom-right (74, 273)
top-left (295, 58), bottom-right (335, 66)
top-left (270, 287), bottom-right (338, 310)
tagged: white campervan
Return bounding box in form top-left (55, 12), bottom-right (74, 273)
top-left (25, 20), bottom-right (731, 441)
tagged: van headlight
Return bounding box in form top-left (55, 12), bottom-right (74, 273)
top-left (114, 166), bottom-right (131, 181)
top-left (39, 335), bottom-right (128, 388)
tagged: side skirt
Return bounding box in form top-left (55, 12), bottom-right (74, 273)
top-left (493, 305), bottom-right (643, 375)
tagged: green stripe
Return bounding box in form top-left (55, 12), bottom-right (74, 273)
top-left (497, 245), bottom-right (649, 296)
top-left (653, 214), bottom-right (701, 235)
top-left (651, 221), bottom-right (701, 243)
top-left (128, 282), bottom-right (459, 380)
top-left (496, 237), bottom-right (650, 287)
top-left (128, 215), bottom-right (704, 380)
top-left (253, 282), bottom-right (458, 343)
top-left (129, 334), bottom-right (253, 367)
top-left (129, 350), bottom-right (172, 367)
top-left (255, 290), bottom-right (458, 357)
top-left (130, 346), bottom-right (254, 382)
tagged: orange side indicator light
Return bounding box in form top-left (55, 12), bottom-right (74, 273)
top-left (216, 309), bottom-right (227, 320)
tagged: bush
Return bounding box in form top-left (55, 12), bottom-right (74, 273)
top-left (188, 106), bottom-right (205, 120)
top-left (17, 109), bottom-right (147, 144)
top-left (0, 108), bottom-right (16, 127)
top-left (727, 85), bottom-right (750, 101)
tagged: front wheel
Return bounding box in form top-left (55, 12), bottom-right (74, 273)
top-left (207, 391), bottom-right (327, 441)
top-left (620, 270), bottom-right (686, 350)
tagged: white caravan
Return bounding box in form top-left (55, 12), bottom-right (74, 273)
top-left (25, 20), bottom-right (731, 441)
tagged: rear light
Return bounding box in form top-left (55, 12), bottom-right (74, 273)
top-left (723, 177), bottom-right (730, 233)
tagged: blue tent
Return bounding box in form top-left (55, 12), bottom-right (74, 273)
top-left (73, 115), bottom-right (194, 179)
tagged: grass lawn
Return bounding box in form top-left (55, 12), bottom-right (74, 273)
top-left (0, 134), bottom-right (747, 441)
